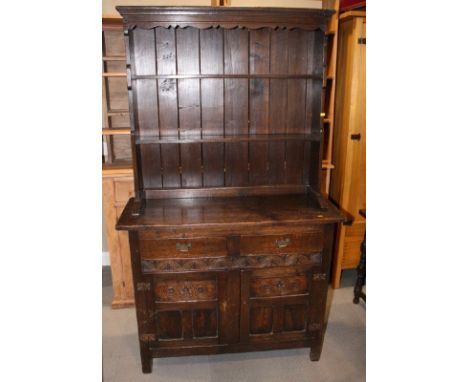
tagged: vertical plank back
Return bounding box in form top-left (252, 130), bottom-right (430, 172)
top-left (128, 24), bottom-right (325, 197)
top-left (201, 28), bottom-right (225, 187)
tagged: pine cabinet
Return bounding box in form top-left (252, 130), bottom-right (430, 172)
top-left (329, 11), bottom-right (366, 288)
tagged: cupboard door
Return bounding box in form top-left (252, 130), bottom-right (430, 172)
top-left (240, 267), bottom-right (324, 343)
top-left (144, 270), bottom-right (239, 348)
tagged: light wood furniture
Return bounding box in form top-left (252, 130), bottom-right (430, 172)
top-left (329, 11), bottom-right (366, 288)
top-left (103, 173), bottom-right (134, 308)
top-left (102, 18), bottom-right (135, 308)
top-left (320, 0), bottom-right (340, 194)
top-left (102, 18), bottom-right (132, 168)
top-left (115, 6), bottom-right (344, 373)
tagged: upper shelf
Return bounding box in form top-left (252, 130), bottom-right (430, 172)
top-left (136, 133), bottom-right (322, 145)
top-left (132, 74), bottom-right (323, 80)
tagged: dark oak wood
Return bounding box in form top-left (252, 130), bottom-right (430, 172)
top-left (115, 6), bottom-right (342, 374)
top-left (353, 208), bottom-right (366, 304)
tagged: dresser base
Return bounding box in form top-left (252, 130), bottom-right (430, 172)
top-left (140, 340), bottom-right (322, 373)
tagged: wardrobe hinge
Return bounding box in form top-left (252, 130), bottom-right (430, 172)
top-left (358, 37), bottom-right (366, 45)
top-left (136, 282), bottom-right (150, 291)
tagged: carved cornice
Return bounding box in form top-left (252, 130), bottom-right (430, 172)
top-left (117, 6), bottom-right (333, 32)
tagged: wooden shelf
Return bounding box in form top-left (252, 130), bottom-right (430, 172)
top-left (133, 74), bottom-right (322, 80)
top-left (103, 56), bottom-right (126, 61)
top-left (103, 72), bottom-right (126, 77)
top-left (118, 193), bottom-right (343, 230)
top-left (102, 128), bottom-right (131, 136)
top-left (136, 133), bottom-right (321, 145)
top-left (102, 161), bottom-right (133, 177)
top-left (102, 17), bottom-right (123, 31)
top-left (108, 109), bottom-right (129, 117)
top-left (321, 161), bottom-right (335, 169)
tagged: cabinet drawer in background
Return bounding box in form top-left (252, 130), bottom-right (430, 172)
top-left (139, 237), bottom-right (228, 259)
top-left (240, 232), bottom-right (323, 256)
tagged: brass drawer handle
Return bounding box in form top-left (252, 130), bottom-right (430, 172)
top-left (176, 242), bottom-right (192, 252)
top-left (275, 238), bottom-right (290, 249)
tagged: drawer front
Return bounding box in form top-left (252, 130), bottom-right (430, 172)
top-left (139, 237), bottom-right (228, 259)
top-left (240, 232), bottom-right (323, 255)
top-left (154, 279), bottom-right (217, 302)
top-left (250, 275), bottom-right (308, 298)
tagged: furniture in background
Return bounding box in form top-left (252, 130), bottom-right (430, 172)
top-left (102, 18), bottom-right (135, 308)
top-left (353, 209), bottom-right (366, 303)
top-left (320, 0), bottom-right (340, 195)
top-left (329, 10), bottom-right (366, 288)
top-left (115, 6), bottom-right (344, 373)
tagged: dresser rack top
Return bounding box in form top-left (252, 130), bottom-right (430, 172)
top-left (117, 6), bottom-right (333, 31)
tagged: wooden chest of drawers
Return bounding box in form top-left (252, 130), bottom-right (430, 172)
top-left (115, 6), bottom-right (343, 373)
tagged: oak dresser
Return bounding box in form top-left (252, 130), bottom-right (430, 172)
top-left (116, 6), bottom-right (344, 373)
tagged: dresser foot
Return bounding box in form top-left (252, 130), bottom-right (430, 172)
top-left (309, 345), bottom-right (323, 361)
top-left (141, 357), bottom-right (153, 374)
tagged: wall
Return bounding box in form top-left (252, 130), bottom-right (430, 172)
top-left (103, 0), bottom-right (322, 17)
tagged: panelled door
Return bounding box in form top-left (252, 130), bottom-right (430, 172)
top-left (143, 269), bottom-right (241, 349)
top-left (239, 267), bottom-right (326, 344)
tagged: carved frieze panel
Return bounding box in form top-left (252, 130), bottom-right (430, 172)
top-left (141, 253), bottom-right (321, 273)
top-left (155, 280), bottom-right (217, 302)
top-left (250, 276), bottom-right (308, 298)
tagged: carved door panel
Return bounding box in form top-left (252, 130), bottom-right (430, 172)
top-left (144, 270), bottom-right (239, 348)
top-left (240, 267), bottom-right (325, 344)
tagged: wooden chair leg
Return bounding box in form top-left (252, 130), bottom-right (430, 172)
top-left (353, 233), bottom-right (366, 304)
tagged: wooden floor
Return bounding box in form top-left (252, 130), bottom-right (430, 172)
top-left (102, 267), bottom-right (365, 382)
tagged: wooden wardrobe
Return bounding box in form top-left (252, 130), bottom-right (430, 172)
top-left (329, 11), bottom-right (366, 288)
top-left (115, 6), bottom-right (344, 373)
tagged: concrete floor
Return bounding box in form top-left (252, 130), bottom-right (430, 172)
top-left (103, 267), bottom-right (365, 382)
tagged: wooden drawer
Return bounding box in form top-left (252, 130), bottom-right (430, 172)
top-left (154, 278), bottom-right (217, 303)
top-left (250, 275), bottom-right (308, 298)
top-left (240, 232), bottom-right (323, 255)
top-left (249, 267), bottom-right (309, 298)
top-left (139, 237), bottom-right (228, 259)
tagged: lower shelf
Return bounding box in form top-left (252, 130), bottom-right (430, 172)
top-left (117, 193), bottom-right (344, 232)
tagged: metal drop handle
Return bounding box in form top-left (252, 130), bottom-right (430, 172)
top-left (275, 238), bottom-right (291, 249)
top-left (176, 242), bottom-right (192, 252)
